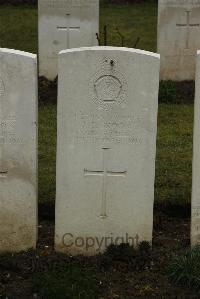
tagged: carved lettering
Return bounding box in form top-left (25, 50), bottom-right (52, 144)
top-left (73, 112), bottom-right (143, 145)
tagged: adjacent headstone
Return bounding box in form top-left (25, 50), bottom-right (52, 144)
top-left (55, 47), bottom-right (160, 255)
top-left (38, 0), bottom-right (99, 80)
top-left (0, 49), bottom-right (37, 252)
top-left (158, 0), bottom-right (200, 81)
top-left (191, 51), bottom-right (200, 246)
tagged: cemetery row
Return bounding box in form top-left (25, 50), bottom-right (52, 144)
top-left (1, 0), bottom-right (200, 256)
top-left (38, 0), bottom-right (200, 81)
top-left (0, 46), bottom-right (199, 256)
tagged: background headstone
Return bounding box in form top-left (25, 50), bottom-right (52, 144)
top-left (38, 0), bottom-right (99, 80)
top-left (0, 48), bottom-right (37, 252)
top-left (158, 0), bottom-right (200, 81)
top-left (55, 47), bottom-right (160, 255)
top-left (191, 50), bottom-right (200, 246)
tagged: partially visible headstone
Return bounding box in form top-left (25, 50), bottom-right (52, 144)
top-left (38, 0), bottom-right (99, 80)
top-left (158, 0), bottom-right (200, 81)
top-left (191, 51), bottom-right (200, 246)
top-left (0, 48), bottom-right (37, 252)
top-left (55, 47), bottom-right (160, 256)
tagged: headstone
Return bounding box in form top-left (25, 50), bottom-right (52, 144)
top-left (55, 47), bottom-right (160, 255)
top-left (158, 0), bottom-right (200, 81)
top-left (38, 0), bottom-right (99, 80)
top-left (0, 49), bottom-right (37, 252)
top-left (191, 50), bottom-right (200, 246)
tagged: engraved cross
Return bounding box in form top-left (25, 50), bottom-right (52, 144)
top-left (57, 13), bottom-right (80, 48)
top-left (84, 148), bottom-right (127, 218)
top-left (176, 10), bottom-right (200, 49)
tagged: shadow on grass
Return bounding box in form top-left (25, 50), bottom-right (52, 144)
top-left (33, 264), bottom-right (100, 299)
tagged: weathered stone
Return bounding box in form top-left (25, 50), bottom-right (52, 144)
top-left (38, 0), bottom-right (99, 80)
top-left (55, 47), bottom-right (160, 255)
top-left (158, 0), bottom-right (200, 81)
top-left (191, 50), bottom-right (200, 246)
top-left (0, 48), bottom-right (37, 252)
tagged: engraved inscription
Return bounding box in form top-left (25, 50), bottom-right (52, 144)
top-left (192, 206), bottom-right (200, 218)
top-left (90, 59), bottom-right (128, 109)
top-left (0, 78), bottom-right (5, 98)
top-left (192, 222), bottom-right (200, 244)
top-left (94, 75), bottom-right (122, 103)
top-left (192, 206), bottom-right (200, 242)
top-left (0, 77), bottom-right (7, 177)
top-left (84, 148), bottom-right (127, 218)
top-left (0, 116), bottom-right (23, 178)
top-left (0, 117), bottom-right (23, 145)
top-left (75, 112), bottom-right (143, 145)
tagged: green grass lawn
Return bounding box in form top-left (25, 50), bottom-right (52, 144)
top-left (0, 5), bottom-right (38, 53)
top-left (156, 104), bottom-right (193, 205)
top-left (100, 2), bottom-right (157, 51)
top-left (0, 3), bottom-right (194, 206)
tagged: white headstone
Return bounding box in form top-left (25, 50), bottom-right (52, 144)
top-left (38, 0), bottom-right (99, 80)
top-left (55, 47), bottom-right (160, 255)
top-left (0, 49), bottom-right (37, 252)
top-left (158, 0), bottom-right (200, 81)
top-left (191, 50), bottom-right (200, 246)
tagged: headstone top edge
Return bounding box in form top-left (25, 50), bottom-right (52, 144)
top-left (39, 0), bottom-right (99, 4)
top-left (0, 48), bottom-right (37, 60)
top-left (159, 0), bottom-right (200, 4)
top-left (59, 46), bottom-right (160, 59)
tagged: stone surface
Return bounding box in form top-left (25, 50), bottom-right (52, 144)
top-left (191, 51), bottom-right (200, 246)
top-left (0, 48), bottom-right (37, 252)
top-left (55, 47), bottom-right (160, 255)
top-left (38, 0), bottom-right (99, 80)
top-left (158, 0), bottom-right (200, 81)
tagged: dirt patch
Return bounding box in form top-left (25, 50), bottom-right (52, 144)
top-left (159, 80), bottom-right (195, 104)
top-left (39, 76), bottom-right (58, 106)
top-left (0, 210), bottom-right (198, 298)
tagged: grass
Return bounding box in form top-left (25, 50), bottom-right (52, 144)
top-left (100, 2), bottom-right (157, 51)
top-left (168, 246), bottom-right (200, 291)
top-left (156, 104), bottom-right (193, 205)
top-left (0, 2), bottom-right (157, 52)
top-left (0, 3), bottom-right (194, 206)
top-left (0, 5), bottom-right (37, 53)
top-left (39, 103), bottom-right (57, 203)
top-left (33, 264), bottom-right (100, 299)
top-left (32, 242), bottom-right (152, 298)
